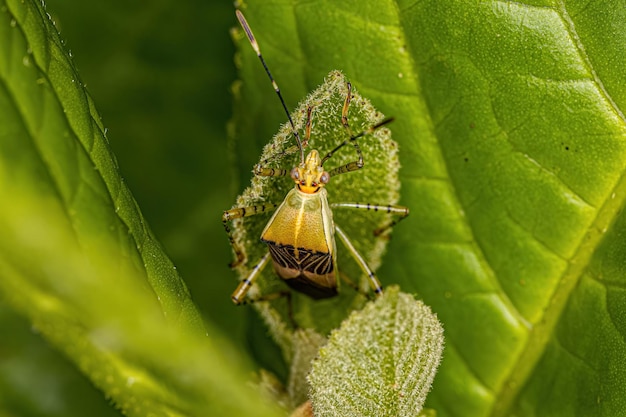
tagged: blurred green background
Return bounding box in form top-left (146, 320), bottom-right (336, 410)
top-left (46, 1), bottom-right (247, 341)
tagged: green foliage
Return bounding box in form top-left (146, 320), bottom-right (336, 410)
top-left (2, 0), bottom-right (626, 415)
top-left (0, 0), bottom-right (279, 415)
top-left (227, 69), bottom-right (444, 414)
top-left (0, 166), bottom-right (280, 416)
top-left (308, 287), bottom-right (444, 417)
top-left (231, 70), bottom-right (401, 335)
top-left (233, 0), bottom-right (626, 416)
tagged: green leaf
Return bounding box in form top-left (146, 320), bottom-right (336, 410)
top-left (230, 70), bottom-right (401, 336)
top-left (288, 329), bottom-right (328, 408)
top-left (0, 1), bottom-right (281, 416)
top-left (232, 1), bottom-right (626, 416)
top-left (47, 0), bottom-right (248, 343)
top-left (5, 0), bottom-right (625, 414)
top-left (1, 0), bottom-right (203, 334)
top-left (0, 182), bottom-right (280, 416)
top-left (308, 287), bottom-right (444, 417)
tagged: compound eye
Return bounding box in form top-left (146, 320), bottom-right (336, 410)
top-left (290, 167), bottom-right (299, 180)
top-left (320, 171), bottom-right (330, 184)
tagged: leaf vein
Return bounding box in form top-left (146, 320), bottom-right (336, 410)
top-left (389, 0), bottom-right (532, 395)
top-left (556, 0), bottom-right (626, 124)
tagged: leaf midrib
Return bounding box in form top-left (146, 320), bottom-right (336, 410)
top-left (384, 0), bottom-right (626, 414)
top-left (387, 0), bottom-right (530, 397)
top-left (491, 1), bottom-right (626, 414)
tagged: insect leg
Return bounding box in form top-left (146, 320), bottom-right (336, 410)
top-left (335, 224), bottom-right (383, 297)
top-left (331, 82), bottom-right (364, 175)
top-left (254, 166), bottom-right (290, 177)
top-left (231, 255), bottom-right (295, 325)
top-left (303, 105), bottom-right (314, 148)
top-left (222, 203), bottom-right (279, 267)
top-left (337, 270), bottom-right (369, 297)
top-left (331, 202), bottom-right (409, 236)
top-left (321, 117), bottom-right (394, 177)
top-left (253, 106), bottom-right (314, 176)
top-left (341, 82), bottom-right (354, 136)
top-left (231, 252), bottom-right (271, 304)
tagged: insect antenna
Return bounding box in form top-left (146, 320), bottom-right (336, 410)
top-left (236, 10), bottom-right (305, 165)
top-left (321, 117), bottom-right (394, 166)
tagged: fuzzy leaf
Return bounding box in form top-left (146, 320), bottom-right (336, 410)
top-left (233, 1), bottom-right (626, 416)
top-left (288, 329), bottom-right (328, 408)
top-left (307, 287), bottom-right (444, 417)
top-left (230, 70), bottom-right (402, 341)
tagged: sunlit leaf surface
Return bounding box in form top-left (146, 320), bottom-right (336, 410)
top-left (232, 1), bottom-right (626, 416)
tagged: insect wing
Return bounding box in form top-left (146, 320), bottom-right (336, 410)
top-left (261, 188), bottom-right (337, 298)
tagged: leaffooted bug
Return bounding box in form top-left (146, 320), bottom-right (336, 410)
top-left (223, 10), bottom-right (408, 310)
